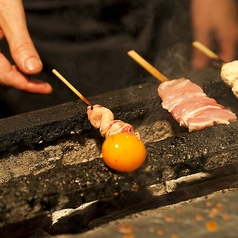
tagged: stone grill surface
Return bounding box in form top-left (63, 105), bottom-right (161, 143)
top-left (0, 68), bottom-right (238, 237)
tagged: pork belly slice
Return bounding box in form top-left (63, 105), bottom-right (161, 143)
top-left (158, 78), bottom-right (204, 111)
top-left (187, 108), bottom-right (237, 132)
top-left (158, 78), bottom-right (237, 131)
top-left (161, 92), bottom-right (207, 112)
top-left (158, 78), bottom-right (203, 101)
top-left (158, 78), bottom-right (188, 98)
top-left (180, 106), bottom-right (224, 127)
top-left (171, 96), bottom-right (224, 124)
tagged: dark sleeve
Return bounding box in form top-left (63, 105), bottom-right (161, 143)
top-left (23, 0), bottom-right (156, 96)
top-left (0, 0), bottom-right (191, 116)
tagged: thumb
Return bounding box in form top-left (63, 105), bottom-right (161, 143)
top-left (0, 0), bottom-right (42, 74)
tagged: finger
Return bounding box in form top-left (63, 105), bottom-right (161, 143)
top-left (0, 53), bottom-right (52, 94)
top-left (0, 0), bottom-right (43, 74)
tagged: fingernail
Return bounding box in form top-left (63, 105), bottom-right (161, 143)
top-left (25, 57), bottom-right (42, 71)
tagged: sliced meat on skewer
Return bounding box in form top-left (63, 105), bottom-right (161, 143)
top-left (158, 78), bottom-right (206, 111)
top-left (158, 78), bottom-right (237, 131)
top-left (187, 108), bottom-right (237, 132)
top-left (128, 50), bottom-right (237, 132)
top-left (87, 104), bottom-right (139, 138)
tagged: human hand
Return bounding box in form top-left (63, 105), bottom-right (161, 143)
top-left (0, 0), bottom-right (52, 93)
top-left (191, 0), bottom-right (238, 70)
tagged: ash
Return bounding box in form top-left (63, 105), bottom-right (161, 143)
top-left (0, 119), bottom-right (173, 184)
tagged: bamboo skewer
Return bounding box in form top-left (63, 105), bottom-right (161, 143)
top-left (192, 41), bottom-right (225, 66)
top-left (127, 50), bottom-right (169, 82)
top-left (52, 69), bottom-right (92, 106)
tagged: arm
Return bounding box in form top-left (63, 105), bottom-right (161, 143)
top-left (0, 0), bottom-right (52, 93)
top-left (191, 0), bottom-right (238, 69)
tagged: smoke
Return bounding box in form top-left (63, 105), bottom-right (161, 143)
top-left (152, 0), bottom-right (193, 79)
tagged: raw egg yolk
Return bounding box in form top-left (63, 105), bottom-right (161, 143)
top-left (101, 133), bottom-right (146, 172)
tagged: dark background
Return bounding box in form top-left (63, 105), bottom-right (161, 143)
top-left (0, 0), bottom-right (191, 117)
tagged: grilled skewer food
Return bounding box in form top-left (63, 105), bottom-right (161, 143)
top-left (158, 78), bottom-right (237, 132)
top-left (86, 104), bottom-right (138, 138)
top-left (128, 50), bottom-right (237, 131)
top-left (52, 69), bottom-right (146, 172)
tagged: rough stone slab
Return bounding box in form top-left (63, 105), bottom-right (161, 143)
top-left (0, 82), bottom-right (161, 153)
top-left (0, 67), bottom-right (238, 234)
top-left (53, 188), bottom-right (238, 238)
top-left (2, 173), bottom-right (238, 237)
top-left (0, 120), bottom-right (238, 228)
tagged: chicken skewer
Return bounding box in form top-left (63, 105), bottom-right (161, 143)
top-left (52, 68), bottom-right (146, 172)
top-left (127, 50), bottom-right (237, 132)
top-left (192, 41), bottom-right (238, 98)
top-left (86, 104), bottom-right (139, 138)
top-left (52, 69), bottom-right (139, 138)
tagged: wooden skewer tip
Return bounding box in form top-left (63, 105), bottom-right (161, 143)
top-left (127, 50), bottom-right (169, 82)
top-left (52, 69), bottom-right (92, 106)
top-left (192, 41), bottom-right (220, 60)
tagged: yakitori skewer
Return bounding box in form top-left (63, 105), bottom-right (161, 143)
top-left (52, 69), bottom-right (92, 106)
top-left (192, 41), bottom-right (225, 66)
top-left (192, 41), bottom-right (238, 98)
top-left (127, 50), bottom-right (236, 132)
top-left (127, 50), bottom-right (169, 83)
top-left (52, 68), bottom-right (146, 172)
